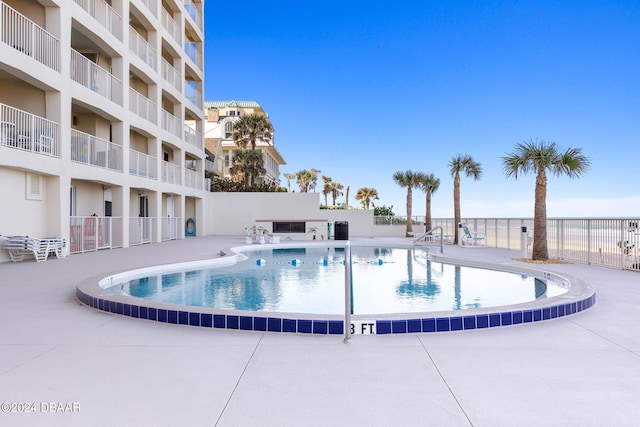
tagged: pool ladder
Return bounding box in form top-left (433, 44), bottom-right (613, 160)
top-left (412, 226), bottom-right (444, 253)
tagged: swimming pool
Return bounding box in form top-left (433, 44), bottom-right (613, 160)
top-left (107, 246), bottom-right (566, 315)
top-left (76, 241), bottom-right (596, 335)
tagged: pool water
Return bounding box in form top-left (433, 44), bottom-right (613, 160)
top-left (108, 246), bottom-right (567, 315)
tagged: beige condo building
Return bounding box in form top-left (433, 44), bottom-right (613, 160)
top-left (0, 0), bottom-right (206, 261)
top-left (204, 100), bottom-right (285, 187)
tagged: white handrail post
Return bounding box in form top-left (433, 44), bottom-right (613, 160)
top-left (344, 241), bottom-right (352, 343)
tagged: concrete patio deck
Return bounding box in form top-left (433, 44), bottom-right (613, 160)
top-left (1, 235), bottom-right (639, 426)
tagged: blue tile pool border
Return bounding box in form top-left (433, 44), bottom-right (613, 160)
top-left (75, 288), bottom-right (596, 335)
top-left (75, 247), bottom-right (597, 336)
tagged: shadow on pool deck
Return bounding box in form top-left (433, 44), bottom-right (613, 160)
top-left (1, 235), bottom-right (640, 426)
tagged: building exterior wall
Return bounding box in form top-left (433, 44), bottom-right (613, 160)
top-left (204, 192), bottom-right (378, 239)
top-left (0, 0), bottom-right (206, 261)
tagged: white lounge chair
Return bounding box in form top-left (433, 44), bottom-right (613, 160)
top-left (3, 236), bottom-right (66, 262)
top-left (459, 223), bottom-right (486, 248)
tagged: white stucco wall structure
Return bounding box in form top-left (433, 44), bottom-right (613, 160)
top-left (203, 192), bottom-right (387, 239)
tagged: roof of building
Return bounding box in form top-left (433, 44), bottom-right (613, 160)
top-left (204, 100), bottom-right (261, 109)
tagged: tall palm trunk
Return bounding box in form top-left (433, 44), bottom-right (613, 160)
top-left (533, 170), bottom-right (549, 260)
top-left (406, 187), bottom-right (413, 236)
top-left (425, 192), bottom-right (432, 232)
top-left (453, 173), bottom-right (460, 244)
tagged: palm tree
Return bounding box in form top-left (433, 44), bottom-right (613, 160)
top-left (231, 114), bottom-right (274, 150)
top-left (502, 139), bottom-right (590, 260)
top-left (230, 149), bottom-right (265, 188)
top-left (345, 186), bottom-right (350, 208)
top-left (321, 175), bottom-right (332, 206)
top-left (283, 173), bottom-right (296, 192)
top-left (449, 154), bottom-right (482, 244)
top-left (309, 169), bottom-right (321, 192)
top-left (418, 173), bottom-right (440, 232)
top-left (328, 182), bottom-right (344, 206)
top-left (296, 170), bottom-right (312, 192)
top-left (393, 170), bottom-right (423, 237)
top-left (355, 187), bottom-right (379, 209)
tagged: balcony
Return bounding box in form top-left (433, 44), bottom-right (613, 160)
top-left (184, 2), bottom-right (203, 32)
top-left (161, 58), bottom-right (181, 92)
top-left (0, 103), bottom-right (59, 157)
top-left (129, 88), bottom-right (157, 124)
top-left (161, 8), bottom-right (181, 44)
top-left (129, 149), bottom-right (157, 179)
top-left (184, 83), bottom-right (202, 110)
top-left (70, 129), bottom-right (123, 172)
top-left (161, 110), bottom-right (182, 138)
top-left (73, 0), bottom-right (123, 41)
top-left (184, 124), bottom-right (202, 149)
top-left (161, 161), bottom-right (181, 185)
top-left (129, 26), bottom-right (156, 70)
top-left (138, 0), bottom-right (156, 17)
top-left (0, 2), bottom-right (60, 71)
top-left (70, 49), bottom-right (123, 105)
top-left (184, 167), bottom-right (202, 190)
top-left (184, 42), bottom-right (202, 69)
top-left (204, 159), bottom-right (215, 173)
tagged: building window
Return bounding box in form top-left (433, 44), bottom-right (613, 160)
top-left (273, 222), bottom-right (305, 233)
top-left (224, 122), bottom-right (233, 138)
top-left (26, 173), bottom-right (43, 201)
top-left (229, 111), bottom-right (235, 116)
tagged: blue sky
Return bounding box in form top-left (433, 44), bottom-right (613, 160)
top-left (203, 1), bottom-right (640, 218)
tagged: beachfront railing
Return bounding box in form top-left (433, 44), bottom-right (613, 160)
top-left (161, 7), bottom-right (181, 44)
top-left (374, 216), bottom-right (640, 271)
top-left (184, 168), bottom-right (202, 190)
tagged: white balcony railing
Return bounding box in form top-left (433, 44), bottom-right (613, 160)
top-left (184, 125), bottom-right (202, 149)
top-left (161, 110), bottom-right (182, 138)
top-left (69, 216), bottom-right (120, 253)
top-left (0, 103), bottom-right (59, 157)
top-left (184, 83), bottom-right (203, 110)
top-left (70, 129), bottom-right (122, 172)
top-left (204, 159), bottom-right (215, 173)
top-left (161, 8), bottom-right (181, 44)
top-left (183, 2), bottom-right (202, 31)
top-left (129, 88), bottom-right (157, 124)
top-left (161, 161), bottom-right (182, 185)
top-left (161, 216), bottom-right (181, 241)
top-left (184, 42), bottom-right (202, 69)
top-left (161, 58), bottom-right (181, 92)
top-left (139, 0), bottom-right (156, 17)
top-left (70, 49), bottom-right (122, 105)
top-left (129, 149), bottom-right (157, 179)
top-left (184, 168), bottom-right (202, 190)
top-left (129, 26), bottom-right (156, 70)
top-left (73, 0), bottom-right (122, 41)
top-left (1, 2), bottom-right (60, 71)
top-left (129, 217), bottom-right (155, 245)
